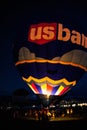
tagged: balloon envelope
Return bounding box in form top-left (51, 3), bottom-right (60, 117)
top-left (13, 9), bottom-right (87, 100)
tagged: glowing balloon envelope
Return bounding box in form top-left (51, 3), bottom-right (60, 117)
top-left (13, 21), bottom-right (87, 99)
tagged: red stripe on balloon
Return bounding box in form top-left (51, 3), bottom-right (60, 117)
top-left (31, 83), bottom-right (39, 94)
top-left (59, 86), bottom-right (71, 96)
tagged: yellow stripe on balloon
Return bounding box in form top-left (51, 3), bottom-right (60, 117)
top-left (40, 83), bottom-right (47, 95)
top-left (55, 85), bottom-right (64, 95)
top-left (22, 76), bottom-right (76, 86)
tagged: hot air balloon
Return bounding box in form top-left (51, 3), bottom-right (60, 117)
top-left (13, 8), bottom-right (87, 106)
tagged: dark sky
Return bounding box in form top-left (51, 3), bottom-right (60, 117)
top-left (0, 1), bottom-right (87, 100)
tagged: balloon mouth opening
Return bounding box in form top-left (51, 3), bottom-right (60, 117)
top-left (22, 76), bottom-right (76, 96)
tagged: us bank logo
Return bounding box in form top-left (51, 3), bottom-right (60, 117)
top-left (28, 22), bottom-right (87, 48)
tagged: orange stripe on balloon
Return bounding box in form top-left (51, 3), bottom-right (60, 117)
top-left (47, 84), bottom-right (53, 95)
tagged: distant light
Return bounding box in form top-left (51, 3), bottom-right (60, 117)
top-left (72, 104), bottom-right (76, 107)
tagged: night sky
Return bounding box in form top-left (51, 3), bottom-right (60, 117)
top-left (0, 1), bottom-right (87, 101)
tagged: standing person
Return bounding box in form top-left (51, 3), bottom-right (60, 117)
top-left (38, 110), bottom-right (42, 121)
